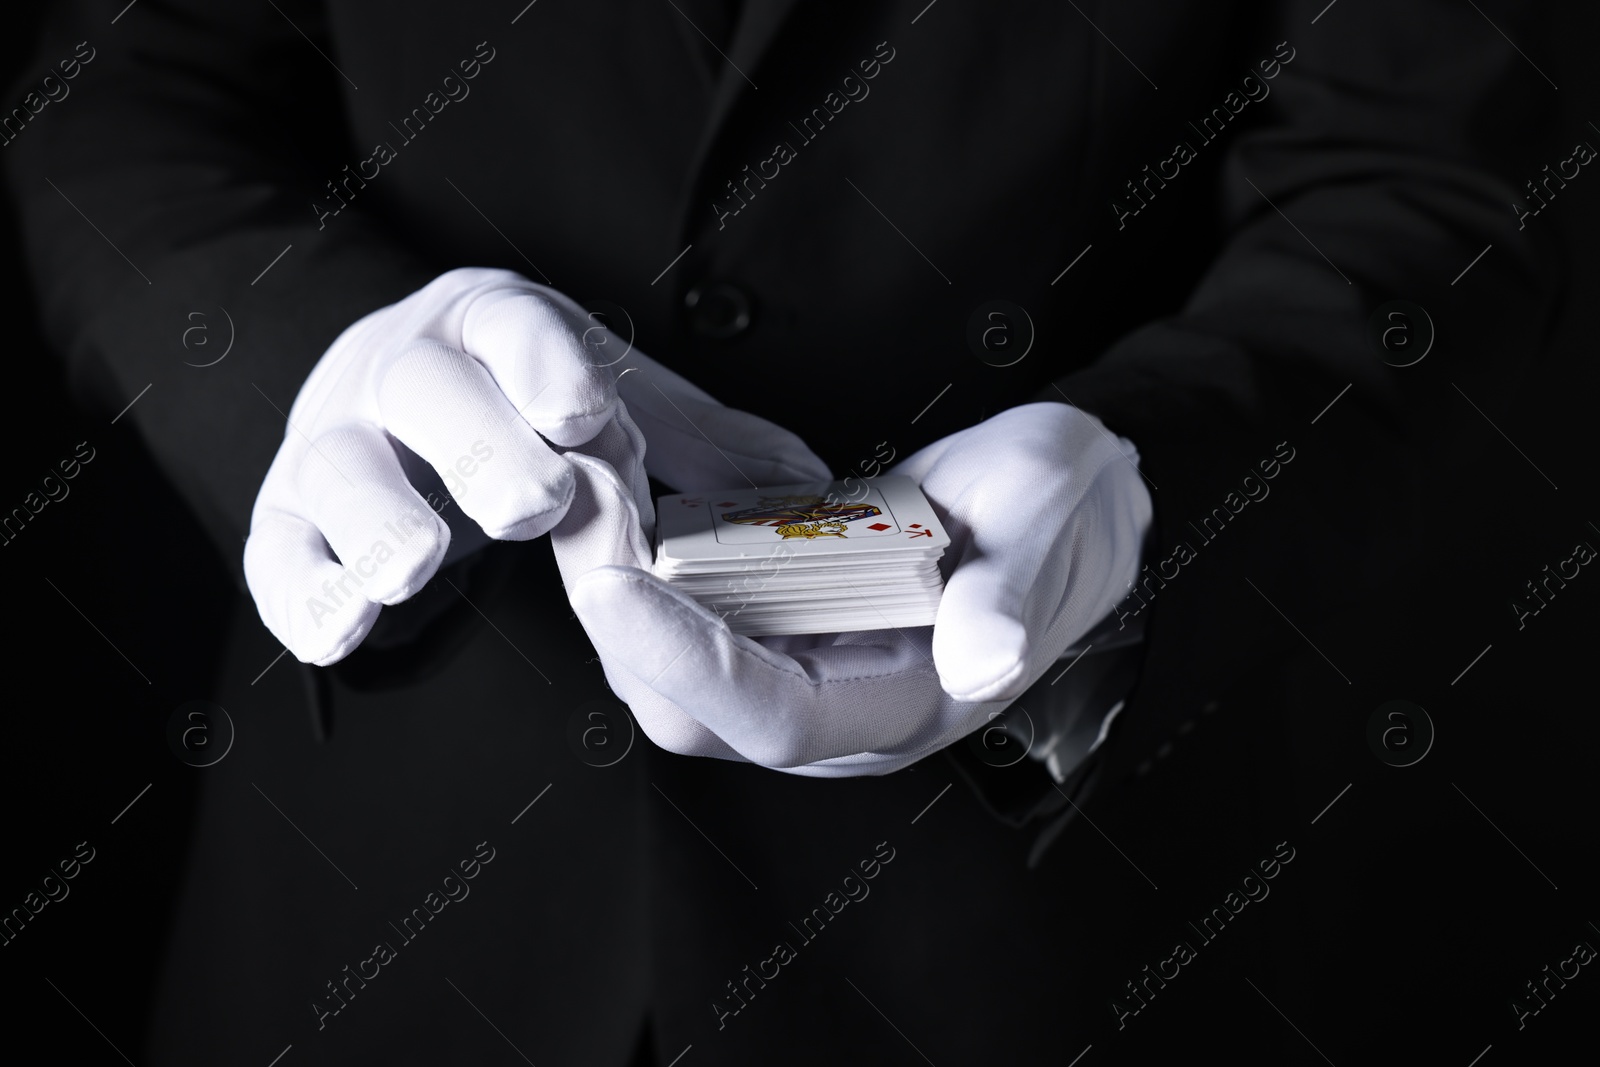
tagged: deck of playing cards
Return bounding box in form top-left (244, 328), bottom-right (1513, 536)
top-left (653, 475), bottom-right (951, 636)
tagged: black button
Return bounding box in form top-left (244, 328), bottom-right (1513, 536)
top-left (684, 281), bottom-right (753, 339)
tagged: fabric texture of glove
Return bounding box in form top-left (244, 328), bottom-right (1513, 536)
top-left (552, 401), bottom-right (1154, 776)
top-left (245, 267), bottom-right (823, 665)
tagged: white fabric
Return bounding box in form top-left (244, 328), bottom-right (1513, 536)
top-left (245, 267), bottom-right (827, 665)
top-left (552, 401), bottom-right (1154, 776)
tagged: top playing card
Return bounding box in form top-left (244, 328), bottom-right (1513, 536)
top-left (656, 476), bottom-right (950, 563)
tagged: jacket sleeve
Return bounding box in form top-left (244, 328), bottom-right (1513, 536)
top-left (3, 1), bottom-right (438, 583)
top-left (1038, 0), bottom-right (1563, 761)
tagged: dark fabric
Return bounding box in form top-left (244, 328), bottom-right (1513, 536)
top-left (4, 0), bottom-right (1556, 601)
top-left (143, 542), bottom-right (656, 1065)
top-left (672, 0), bottom-right (746, 84)
top-left (1, 0), bottom-right (1561, 1062)
top-left (136, 536), bottom-right (1295, 1064)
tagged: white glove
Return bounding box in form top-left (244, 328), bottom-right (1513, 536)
top-left (245, 267), bottom-right (826, 665)
top-left (551, 401), bottom-right (1154, 776)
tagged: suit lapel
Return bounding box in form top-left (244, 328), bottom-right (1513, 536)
top-left (721, 0), bottom-right (804, 95)
top-left (665, 0), bottom-right (736, 93)
top-left (681, 0), bottom-right (804, 223)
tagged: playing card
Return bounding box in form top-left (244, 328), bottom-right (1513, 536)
top-left (711, 486), bottom-right (901, 544)
top-left (722, 605), bottom-right (942, 637)
top-left (657, 476), bottom-right (948, 563)
top-left (670, 566), bottom-right (944, 597)
top-left (653, 476), bottom-right (949, 636)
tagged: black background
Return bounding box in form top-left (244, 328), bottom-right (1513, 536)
top-left (2, 5), bottom-right (1598, 1064)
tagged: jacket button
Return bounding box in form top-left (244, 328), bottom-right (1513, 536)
top-left (684, 281), bottom-right (752, 339)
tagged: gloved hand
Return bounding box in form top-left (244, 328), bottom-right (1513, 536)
top-left (551, 401), bottom-right (1154, 775)
top-left (245, 267), bottom-right (826, 665)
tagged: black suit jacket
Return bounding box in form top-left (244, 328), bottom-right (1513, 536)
top-left (2, 1), bottom-right (1561, 1062)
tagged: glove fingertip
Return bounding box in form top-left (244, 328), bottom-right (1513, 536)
top-left (933, 614), bottom-right (1030, 702)
top-left (286, 602), bottom-right (381, 668)
top-left (540, 394), bottom-right (620, 449)
top-left (570, 563), bottom-right (665, 613)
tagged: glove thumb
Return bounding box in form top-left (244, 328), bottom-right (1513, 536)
top-left (616, 355), bottom-right (830, 490)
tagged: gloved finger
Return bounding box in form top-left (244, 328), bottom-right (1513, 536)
top-left (885, 425), bottom-right (967, 485)
top-left (559, 401), bottom-right (655, 541)
top-left (378, 340), bottom-right (575, 541)
top-left (932, 538), bottom-right (1048, 703)
top-left (548, 452), bottom-right (654, 582)
top-left (550, 452), bottom-right (743, 761)
top-left (461, 287), bottom-right (618, 447)
top-left (294, 423), bottom-right (451, 605)
top-left (567, 565), bottom-right (953, 768)
top-left (244, 506), bottom-right (382, 666)
top-left (615, 352), bottom-right (831, 491)
top-left (931, 425), bottom-right (1151, 702)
